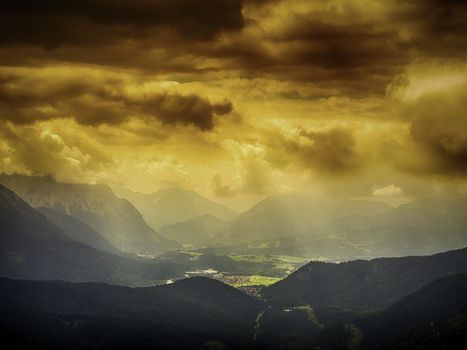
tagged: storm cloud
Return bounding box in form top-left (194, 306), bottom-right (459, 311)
top-left (1, 0), bottom-right (467, 204)
top-left (0, 0), bottom-right (245, 47)
top-left (0, 68), bottom-right (233, 130)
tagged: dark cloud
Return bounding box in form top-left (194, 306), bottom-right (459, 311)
top-left (206, 0), bottom-right (467, 95)
top-left (126, 93), bottom-right (233, 131)
top-left (395, 0), bottom-right (467, 56)
top-left (392, 62), bottom-right (467, 176)
top-left (0, 71), bottom-right (233, 130)
top-left (266, 127), bottom-right (358, 174)
top-left (272, 19), bottom-right (401, 68)
top-left (2, 0), bottom-right (466, 98)
top-left (0, 1), bottom-right (248, 77)
top-left (411, 114), bottom-right (467, 174)
top-left (191, 4), bottom-right (409, 96)
top-left (265, 19), bottom-right (405, 95)
top-left (409, 93), bottom-right (467, 175)
top-left (291, 128), bottom-right (358, 173)
top-left (0, 0), bottom-right (245, 48)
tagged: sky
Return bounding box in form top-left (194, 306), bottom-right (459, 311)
top-left (0, 0), bottom-right (467, 210)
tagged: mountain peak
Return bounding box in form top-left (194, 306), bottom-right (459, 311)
top-left (0, 174), bottom-right (179, 254)
top-left (115, 186), bottom-right (238, 230)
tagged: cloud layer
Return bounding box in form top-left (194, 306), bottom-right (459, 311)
top-left (1, 0), bottom-right (467, 207)
top-left (0, 67), bottom-right (233, 130)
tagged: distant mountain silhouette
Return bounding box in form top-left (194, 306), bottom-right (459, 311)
top-left (358, 273), bottom-right (467, 349)
top-left (335, 195), bottom-right (467, 257)
top-left (0, 184), bottom-right (182, 284)
top-left (0, 174), bottom-right (179, 254)
top-left (114, 187), bottom-right (238, 230)
top-left (216, 194), bottom-right (467, 259)
top-left (2, 183), bottom-right (466, 349)
top-left (161, 214), bottom-right (229, 247)
top-left (37, 207), bottom-right (120, 254)
top-left (199, 234), bottom-right (369, 262)
top-left (298, 195), bottom-right (467, 258)
top-left (263, 246), bottom-right (467, 309)
top-left (257, 274), bottom-right (467, 350)
top-left (0, 276), bottom-right (264, 349)
top-left (213, 194), bottom-right (392, 245)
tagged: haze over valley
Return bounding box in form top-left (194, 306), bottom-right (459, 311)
top-left (1, 0), bottom-right (467, 348)
top-left (1, 173), bottom-right (467, 348)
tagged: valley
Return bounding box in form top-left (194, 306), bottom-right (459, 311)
top-left (137, 251), bottom-right (308, 294)
top-left (2, 0), bottom-right (466, 348)
top-left (1, 175), bottom-right (467, 349)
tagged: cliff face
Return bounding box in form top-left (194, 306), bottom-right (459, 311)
top-left (0, 174), bottom-right (179, 254)
top-left (0, 184), bottom-right (182, 284)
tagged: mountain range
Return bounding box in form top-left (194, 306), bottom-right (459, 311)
top-left (256, 248), bottom-right (467, 349)
top-left (1, 173), bottom-right (467, 349)
top-left (0, 174), bottom-right (178, 254)
top-left (263, 246), bottom-right (467, 309)
top-left (3, 174), bottom-right (467, 261)
top-left (207, 193), bottom-right (467, 259)
top-left (1, 260), bottom-right (466, 349)
top-left (211, 194), bottom-right (392, 246)
top-left (358, 273), bottom-right (467, 348)
top-left (332, 195), bottom-right (467, 257)
top-left (256, 273), bottom-right (467, 350)
top-left (114, 187), bottom-right (238, 230)
top-left (160, 214), bottom-right (229, 247)
top-left (0, 184), bottom-right (182, 284)
top-left (0, 276), bottom-right (263, 349)
top-left (36, 206), bottom-right (121, 255)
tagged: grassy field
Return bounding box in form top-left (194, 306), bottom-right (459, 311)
top-left (219, 274), bottom-right (281, 287)
top-left (228, 254), bottom-right (308, 274)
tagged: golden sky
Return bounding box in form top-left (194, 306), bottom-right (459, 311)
top-left (1, 0), bottom-right (467, 210)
